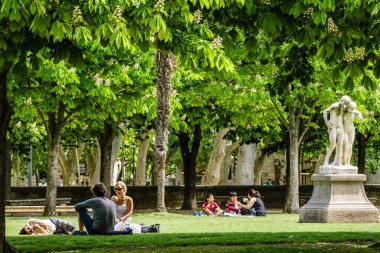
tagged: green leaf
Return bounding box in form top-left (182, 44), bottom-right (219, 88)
top-left (344, 76), bottom-right (354, 90)
top-left (0, 0), bottom-right (11, 14)
top-left (313, 11), bottom-right (327, 25)
top-left (75, 26), bottom-right (92, 43)
top-left (290, 3), bottom-right (304, 18)
top-left (50, 20), bottom-right (65, 42)
top-left (362, 75), bottom-right (375, 90)
top-left (373, 63), bottom-right (380, 79)
top-left (331, 66), bottom-right (341, 81)
top-left (245, 0), bottom-right (256, 15)
top-left (261, 13), bottom-right (282, 35)
top-left (325, 43), bottom-right (334, 58)
top-left (302, 29), bottom-right (315, 45)
top-left (0, 38), bottom-right (7, 50)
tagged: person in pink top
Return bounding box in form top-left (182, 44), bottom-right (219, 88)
top-left (202, 193), bottom-right (223, 216)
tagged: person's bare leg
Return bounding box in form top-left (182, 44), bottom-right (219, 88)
top-left (78, 216), bottom-right (84, 232)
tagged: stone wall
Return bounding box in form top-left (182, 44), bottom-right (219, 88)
top-left (9, 184), bottom-right (380, 210)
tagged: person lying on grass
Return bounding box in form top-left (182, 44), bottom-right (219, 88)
top-left (202, 193), bottom-right (223, 216)
top-left (19, 218), bottom-right (75, 235)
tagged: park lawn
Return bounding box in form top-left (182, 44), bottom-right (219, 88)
top-left (6, 212), bottom-right (380, 252)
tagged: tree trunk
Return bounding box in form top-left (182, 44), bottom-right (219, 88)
top-left (149, 149), bottom-right (158, 186)
top-left (154, 50), bottom-right (176, 212)
top-left (283, 111), bottom-right (300, 213)
top-left (202, 128), bottom-right (231, 185)
top-left (235, 143), bottom-right (257, 185)
top-left (98, 123), bottom-right (115, 189)
top-left (87, 140), bottom-right (101, 186)
top-left (254, 152), bottom-right (266, 185)
top-left (0, 68), bottom-right (19, 253)
top-left (136, 133), bottom-right (150, 186)
top-left (5, 141), bottom-right (11, 199)
top-left (59, 145), bottom-right (81, 186)
top-left (219, 141), bottom-right (240, 185)
top-left (357, 132), bottom-right (367, 174)
top-left (111, 123), bottom-right (124, 185)
top-left (180, 124), bottom-right (202, 210)
top-left (44, 101), bottom-right (66, 216)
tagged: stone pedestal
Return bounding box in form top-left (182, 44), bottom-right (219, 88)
top-left (299, 173), bottom-right (379, 223)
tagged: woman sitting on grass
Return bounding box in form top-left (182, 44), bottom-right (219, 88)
top-left (111, 181), bottom-right (134, 231)
top-left (202, 193), bottom-right (223, 216)
top-left (19, 218), bottom-right (75, 235)
top-left (238, 189), bottom-right (266, 216)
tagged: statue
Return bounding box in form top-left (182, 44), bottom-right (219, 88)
top-left (323, 96), bottom-right (362, 167)
top-left (342, 100), bottom-right (363, 166)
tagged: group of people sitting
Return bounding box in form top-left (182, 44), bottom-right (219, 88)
top-left (19, 181), bottom-right (159, 235)
top-left (200, 189), bottom-right (266, 217)
top-left (19, 184), bottom-right (265, 235)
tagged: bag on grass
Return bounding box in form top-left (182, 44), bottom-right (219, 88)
top-left (141, 224), bottom-right (160, 233)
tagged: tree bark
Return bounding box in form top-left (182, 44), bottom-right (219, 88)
top-left (254, 152), bottom-right (266, 185)
top-left (219, 141), bottom-right (240, 185)
top-left (179, 124), bottom-right (202, 210)
top-left (235, 143), bottom-right (257, 185)
top-left (87, 140), bottom-right (101, 186)
top-left (0, 68), bottom-right (19, 253)
top-left (111, 123), bottom-right (124, 185)
top-left (98, 122), bottom-right (115, 190)
top-left (136, 133), bottom-right (150, 186)
top-left (5, 141), bottom-right (11, 199)
top-left (357, 132), bottom-right (367, 174)
top-left (59, 144), bottom-right (84, 186)
top-left (283, 110), bottom-right (300, 213)
top-left (155, 50), bottom-right (176, 212)
top-left (202, 128), bottom-right (231, 185)
top-left (44, 101), bottom-right (66, 216)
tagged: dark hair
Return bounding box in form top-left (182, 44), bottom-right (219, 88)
top-left (92, 183), bottom-right (108, 197)
top-left (248, 189), bottom-right (262, 199)
top-left (229, 191), bottom-right (237, 196)
top-left (205, 193), bottom-right (214, 200)
top-left (19, 227), bottom-right (28, 235)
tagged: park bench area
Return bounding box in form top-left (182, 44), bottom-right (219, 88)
top-left (5, 198), bottom-right (74, 216)
top-left (6, 198), bottom-right (71, 206)
top-left (5, 205), bottom-right (77, 216)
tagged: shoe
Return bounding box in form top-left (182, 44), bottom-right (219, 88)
top-left (71, 230), bottom-right (88, 235)
top-left (152, 224), bottom-right (160, 233)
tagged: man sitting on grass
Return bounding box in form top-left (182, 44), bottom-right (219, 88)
top-left (74, 183), bottom-right (116, 235)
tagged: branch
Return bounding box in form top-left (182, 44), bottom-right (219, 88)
top-left (298, 99), bottom-right (317, 147)
top-left (296, 97), bottom-right (305, 123)
top-left (270, 97), bottom-right (289, 130)
top-left (36, 107), bottom-right (48, 132)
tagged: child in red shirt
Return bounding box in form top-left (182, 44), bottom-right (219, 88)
top-left (202, 194), bottom-right (223, 216)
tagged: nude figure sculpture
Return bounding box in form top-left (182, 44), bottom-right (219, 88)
top-left (323, 96), bottom-right (362, 167)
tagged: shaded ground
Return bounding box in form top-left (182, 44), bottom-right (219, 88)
top-left (51, 243), bottom-right (379, 253)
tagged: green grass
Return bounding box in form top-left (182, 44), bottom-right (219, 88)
top-left (6, 212), bottom-right (380, 252)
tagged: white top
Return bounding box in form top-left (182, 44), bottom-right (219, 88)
top-left (115, 203), bottom-right (129, 220)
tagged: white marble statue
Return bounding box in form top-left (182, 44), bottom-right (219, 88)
top-left (342, 100), bottom-right (363, 166)
top-left (323, 96), bottom-right (362, 167)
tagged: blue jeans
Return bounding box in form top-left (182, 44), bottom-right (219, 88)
top-left (78, 208), bottom-right (98, 235)
top-left (241, 208), bottom-right (256, 216)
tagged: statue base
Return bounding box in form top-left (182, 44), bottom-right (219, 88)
top-left (299, 173), bottom-right (379, 223)
top-left (319, 165), bottom-right (358, 174)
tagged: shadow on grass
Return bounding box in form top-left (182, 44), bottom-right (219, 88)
top-left (7, 232), bottom-right (380, 253)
